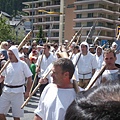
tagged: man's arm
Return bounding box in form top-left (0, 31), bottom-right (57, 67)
top-left (33, 114), bottom-right (42, 120)
top-left (0, 75), bottom-right (5, 83)
top-left (25, 76), bottom-right (32, 98)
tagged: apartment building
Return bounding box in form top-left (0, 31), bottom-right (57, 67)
top-left (22, 0), bottom-right (120, 45)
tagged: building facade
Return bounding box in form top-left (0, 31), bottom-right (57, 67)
top-left (22, 0), bottom-right (120, 45)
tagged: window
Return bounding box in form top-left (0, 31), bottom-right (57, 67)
top-left (53, 8), bottom-right (60, 12)
top-left (88, 13), bottom-right (93, 18)
top-left (46, 17), bottom-right (50, 21)
top-left (76, 23), bottom-right (81, 27)
top-left (39, 3), bottom-right (42, 7)
top-left (53, 0), bottom-right (60, 5)
top-left (76, 5), bottom-right (82, 10)
top-left (46, 2), bottom-right (50, 6)
top-left (87, 22), bottom-right (93, 27)
top-left (88, 4), bottom-right (94, 9)
top-left (99, 4), bottom-right (105, 8)
top-left (98, 22), bottom-right (104, 26)
top-left (53, 32), bottom-right (59, 37)
top-left (53, 25), bottom-right (59, 29)
top-left (76, 14), bottom-right (82, 18)
top-left (38, 18), bottom-right (42, 22)
top-left (53, 16), bottom-right (59, 21)
top-left (108, 15), bottom-right (113, 19)
top-left (108, 6), bottom-right (113, 11)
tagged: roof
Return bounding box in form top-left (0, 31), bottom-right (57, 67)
top-left (1, 11), bottom-right (11, 18)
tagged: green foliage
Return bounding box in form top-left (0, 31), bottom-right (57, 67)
top-left (0, 18), bottom-right (16, 42)
top-left (37, 26), bottom-right (44, 38)
top-left (0, 0), bottom-right (34, 17)
top-left (36, 26), bottom-right (46, 44)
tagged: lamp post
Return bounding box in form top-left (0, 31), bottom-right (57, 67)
top-left (59, 0), bottom-right (64, 46)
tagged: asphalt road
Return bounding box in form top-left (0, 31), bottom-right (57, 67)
top-left (6, 94), bottom-right (40, 120)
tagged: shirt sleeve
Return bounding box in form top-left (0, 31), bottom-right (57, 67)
top-left (34, 84), bottom-right (51, 119)
top-left (22, 61), bottom-right (33, 77)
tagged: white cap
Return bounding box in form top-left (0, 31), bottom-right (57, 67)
top-left (65, 40), bottom-right (68, 43)
top-left (23, 45), bottom-right (29, 49)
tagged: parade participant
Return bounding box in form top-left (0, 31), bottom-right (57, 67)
top-left (93, 48), bottom-right (120, 86)
top-left (36, 45), bottom-right (43, 56)
top-left (22, 45), bottom-right (31, 67)
top-left (111, 42), bottom-right (120, 64)
top-left (72, 41), bottom-right (98, 88)
top-left (0, 46), bottom-right (32, 120)
top-left (101, 48), bottom-right (120, 83)
top-left (36, 43), bottom-right (56, 95)
top-left (89, 44), bottom-right (95, 54)
top-left (95, 46), bottom-right (104, 69)
top-left (65, 80), bottom-right (120, 120)
top-left (33, 58), bottom-right (83, 120)
top-left (69, 45), bottom-right (80, 60)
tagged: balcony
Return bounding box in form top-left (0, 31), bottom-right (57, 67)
top-left (75, 0), bottom-right (116, 5)
top-left (74, 7), bottom-right (115, 14)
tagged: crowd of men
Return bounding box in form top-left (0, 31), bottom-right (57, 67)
top-left (0, 38), bottom-right (120, 120)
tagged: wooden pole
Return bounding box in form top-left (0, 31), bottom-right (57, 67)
top-left (29, 51), bottom-right (44, 94)
top-left (85, 65), bottom-right (106, 91)
top-left (67, 26), bottom-right (83, 49)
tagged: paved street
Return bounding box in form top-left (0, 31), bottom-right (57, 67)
top-left (6, 93), bottom-right (40, 120)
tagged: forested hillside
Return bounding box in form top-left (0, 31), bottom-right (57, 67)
top-left (0, 0), bottom-right (34, 16)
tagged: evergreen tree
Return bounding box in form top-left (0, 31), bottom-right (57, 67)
top-left (36, 26), bottom-right (46, 45)
top-left (0, 0), bottom-right (34, 17)
top-left (0, 17), bottom-right (15, 42)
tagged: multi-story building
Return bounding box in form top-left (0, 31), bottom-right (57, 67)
top-left (22, 0), bottom-right (120, 45)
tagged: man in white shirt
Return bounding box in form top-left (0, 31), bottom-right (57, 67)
top-left (0, 46), bottom-right (32, 120)
top-left (33, 58), bottom-right (83, 120)
top-left (95, 46), bottom-right (104, 69)
top-left (36, 43), bottom-right (56, 95)
top-left (73, 41), bottom-right (98, 88)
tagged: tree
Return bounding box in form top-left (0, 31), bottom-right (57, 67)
top-left (0, 18), bottom-right (16, 42)
top-left (36, 26), bottom-right (46, 44)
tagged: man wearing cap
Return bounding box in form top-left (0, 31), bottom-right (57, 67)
top-left (89, 44), bottom-right (96, 54)
top-left (111, 42), bottom-right (120, 65)
top-left (0, 46), bottom-right (32, 120)
top-left (72, 41), bottom-right (98, 88)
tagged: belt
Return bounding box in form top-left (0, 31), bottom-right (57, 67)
top-left (79, 72), bottom-right (91, 75)
top-left (79, 79), bottom-right (90, 81)
top-left (4, 84), bottom-right (24, 88)
top-left (79, 72), bottom-right (91, 80)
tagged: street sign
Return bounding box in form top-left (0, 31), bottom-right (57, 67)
top-left (101, 40), bottom-right (108, 47)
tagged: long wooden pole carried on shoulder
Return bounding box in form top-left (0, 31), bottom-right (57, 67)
top-left (85, 65), bottom-right (106, 91)
top-left (0, 30), bottom-right (32, 75)
top-left (67, 26), bottom-right (83, 49)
